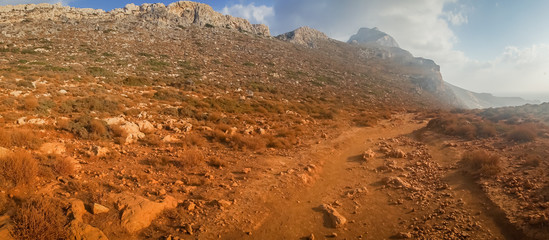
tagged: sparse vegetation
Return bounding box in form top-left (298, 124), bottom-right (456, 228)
top-left (11, 197), bottom-right (69, 240)
top-left (462, 150), bottom-right (501, 177)
top-left (0, 150), bottom-right (38, 187)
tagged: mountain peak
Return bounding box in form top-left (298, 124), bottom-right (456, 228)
top-left (348, 27), bottom-right (399, 48)
top-left (276, 26), bottom-right (330, 47)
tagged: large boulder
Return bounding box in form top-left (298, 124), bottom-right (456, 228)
top-left (114, 194), bottom-right (178, 233)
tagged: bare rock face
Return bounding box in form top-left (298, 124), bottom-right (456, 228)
top-left (114, 193), bottom-right (178, 233)
top-left (276, 26), bottom-right (330, 47)
top-left (0, 1), bottom-right (270, 36)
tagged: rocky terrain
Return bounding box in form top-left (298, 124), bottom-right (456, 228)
top-left (0, 1), bottom-right (547, 240)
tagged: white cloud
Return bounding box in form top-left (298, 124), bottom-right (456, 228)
top-left (444, 10), bottom-right (468, 26)
top-left (448, 45), bottom-right (549, 96)
top-left (0, 0), bottom-right (70, 6)
top-left (221, 3), bottom-right (274, 25)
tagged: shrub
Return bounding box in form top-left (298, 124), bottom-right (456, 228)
top-left (507, 125), bottom-right (536, 142)
top-left (53, 156), bottom-right (74, 176)
top-left (462, 150), bottom-right (500, 177)
top-left (22, 96), bottom-right (39, 111)
top-left (175, 148), bottom-right (204, 168)
top-left (62, 116), bottom-right (111, 140)
top-left (208, 156), bottom-right (226, 168)
top-left (0, 129), bottom-right (42, 149)
top-left (11, 197), bottom-right (69, 240)
top-left (0, 150), bottom-right (38, 187)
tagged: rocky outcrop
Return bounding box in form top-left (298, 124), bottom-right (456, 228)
top-left (113, 193), bottom-right (178, 233)
top-left (348, 27), bottom-right (399, 48)
top-left (276, 26), bottom-right (330, 47)
top-left (0, 1), bottom-right (270, 36)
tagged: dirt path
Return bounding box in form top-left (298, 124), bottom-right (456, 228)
top-left (222, 114), bottom-right (515, 239)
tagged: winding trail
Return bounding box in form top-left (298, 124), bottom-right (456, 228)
top-left (225, 114), bottom-right (515, 239)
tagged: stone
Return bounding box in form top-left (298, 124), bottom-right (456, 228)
top-left (118, 122), bottom-right (145, 144)
top-left (0, 215), bottom-right (14, 240)
top-left (162, 135), bottom-right (179, 143)
top-left (0, 147), bottom-right (11, 159)
top-left (388, 149), bottom-right (406, 158)
top-left (69, 199), bottom-right (86, 221)
top-left (68, 220), bottom-right (109, 240)
top-left (115, 193), bottom-right (178, 233)
top-left (362, 149), bottom-right (375, 160)
top-left (321, 204), bottom-right (347, 228)
top-left (39, 142), bottom-right (66, 155)
top-left (92, 146), bottom-right (109, 157)
top-left (137, 120), bottom-right (155, 133)
top-left (92, 203), bottom-right (110, 214)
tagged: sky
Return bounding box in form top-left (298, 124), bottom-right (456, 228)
top-left (2, 0), bottom-right (549, 101)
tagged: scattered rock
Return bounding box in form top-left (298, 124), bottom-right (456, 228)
top-left (162, 135), bottom-right (179, 143)
top-left (0, 147), bottom-right (11, 159)
top-left (92, 146), bottom-right (109, 157)
top-left (69, 199), bottom-right (86, 221)
top-left (388, 149), bottom-right (406, 158)
top-left (0, 215), bottom-right (14, 240)
top-left (395, 232), bottom-right (412, 239)
top-left (68, 220), bottom-right (109, 240)
top-left (92, 203), bottom-right (110, 214)
top-left (362, 149), bottom-right (375, 160)
top-left (137, 120), bottom-right (155, 133)
top-left (321, 204), bottom-right (347, 228)
top-left (39, 142), bottom-right (66, 155)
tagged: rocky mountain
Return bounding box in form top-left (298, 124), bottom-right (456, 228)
top-left (348, 27), bottom-right (399, 48)
top-left (344, 27), bottom-right (535, 109)
top-left (275, 26), bottom-right (330, 47)
top-left (0, 1), bottom-right (270, 36)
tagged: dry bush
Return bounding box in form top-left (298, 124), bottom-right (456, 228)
top-left (0, 129), bottom-right (42, 149)
top-left (462, 150), bottom-right (501, 177)
top-left (183, 133), bottom-right (206, 147)
top-left (231, 134), bottom-right (266, 151)
top-left (176, 148), bottom-right (204, 168)
top-left (208, 156), bottom-right (226, 168)
top-left (506, 125), bottom-right (536, 142)
top-left (89, 119), bottom-right (108, 136)
top-left (22, 96), bottom-right (39, 111)
top-left (0, 150), bottom-right (38, 187)
top-left (11, 197), bottom-right (69, 240)
top-left (140, 134), bottom-right (164, 147)
top-left (53, 156), bottom-right (74, 176)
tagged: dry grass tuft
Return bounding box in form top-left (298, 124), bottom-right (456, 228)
top-left (0, 150), bottom-right (38, 187)
top-left (176, 148), bottom-right (205, 169)
top-left (11, 197), bottom-right (69, 240)
top-left (462, 150), bottom-right (501, 177)
top-left (53, 156), bottom-right (75, 176)
top-left (506, 125), bottom-right (536, 142)
top-left (22, 96), bottom-right (39, 111)
top-left (0, 129), bottom-right (42, 149)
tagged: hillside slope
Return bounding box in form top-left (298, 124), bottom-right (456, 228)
top-left (2, 1), bottom-right (530, 240)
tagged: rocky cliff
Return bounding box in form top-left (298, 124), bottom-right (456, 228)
top-left (0, 1), bottom-right (270, 36)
